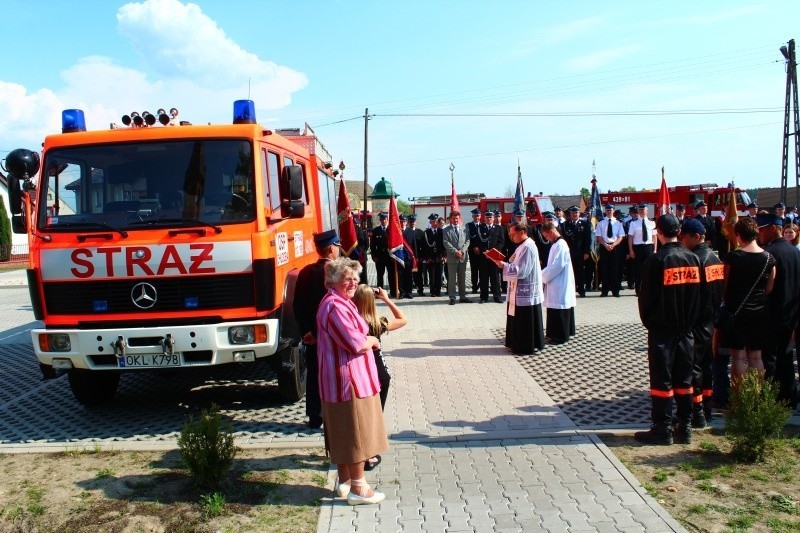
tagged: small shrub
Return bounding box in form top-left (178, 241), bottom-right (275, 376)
top-left (725, 370), bottom-right (792, 462)
top-left (0, 195), bottom-right (11, 263)
top-left (200, 491), bottom-right (226, 518)
top-left (178, 404), bottom-right (238, 488)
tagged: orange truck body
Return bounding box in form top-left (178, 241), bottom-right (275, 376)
top-left (14, 104), bottom-right (339, 404)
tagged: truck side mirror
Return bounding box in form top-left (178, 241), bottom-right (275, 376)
top-left (11, 214), bottom-right (27, 234)
top-left (280, 165), bottom-right (305, 218)
top-left (7, 176), bottom-right (22, 215)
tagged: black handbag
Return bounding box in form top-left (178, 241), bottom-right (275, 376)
top-left (714, 253), bottom-right (769, 334)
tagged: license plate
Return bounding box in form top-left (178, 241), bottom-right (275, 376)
top-left (117, 353), bottom-right (181, 368)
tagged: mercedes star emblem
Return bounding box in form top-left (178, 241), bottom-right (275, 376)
top-left (131, 282), bottom-right (157, 309)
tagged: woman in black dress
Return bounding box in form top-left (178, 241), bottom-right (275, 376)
top-left (719, 218), bottom-right (775, 387)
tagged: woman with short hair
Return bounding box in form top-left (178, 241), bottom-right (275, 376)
top-left (783, 223), bottom-right (800, 249)
top-left (718, 218), bottom-right (776, 386)
top-left (316, 258), bottom-right (389, 505)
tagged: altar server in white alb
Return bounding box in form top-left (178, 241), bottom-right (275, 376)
top-left (491, 221), bottom-right (545, 354)
top-left (540, 222), bottom-right (577, 344)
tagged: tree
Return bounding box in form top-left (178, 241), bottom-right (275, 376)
top-left (503, 185), bottom-right (515, 197)
top-left (0, 195), bottom-right (11, 262)
top-left (620, 186), bottom-right (638, 192)
top-left (579, 187), bottom-right (590, 198)
top-left (396, 199), bottom-right (413, 216)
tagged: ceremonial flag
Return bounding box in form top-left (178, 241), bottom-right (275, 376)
top-left (387, 193), bottom-right (417, 269)
top-left (513, 161), bottom-right (526, 215)
top-left (658, 166), bottom-right (671, 216)
top-left (589, 175), bottom-right (602, 263)
top-left (450, 174), bottom-right (460, 213)
top-left (337, 179), bottom-right (358, 257)
top-left (722, 183), bottom-right (738, 250)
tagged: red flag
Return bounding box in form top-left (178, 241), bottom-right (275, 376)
top-left (658, 166), bottom-right (671, 216)
top-left (337, 179), bottom-right (357, 257)
top-left (450, 175), bottom-right (460, 213)
top-left (387, 194), bottom-right (417, 269)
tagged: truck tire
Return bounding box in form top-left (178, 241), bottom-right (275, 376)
top-left (276, 344), bottom-right (306, 402)
top-left (68, 370), bottom-right (120, 406)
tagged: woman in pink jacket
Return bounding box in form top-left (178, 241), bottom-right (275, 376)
top-left (316, 257), bottom-right (389, 505)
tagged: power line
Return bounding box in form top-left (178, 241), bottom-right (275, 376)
top-left (375, 108), bottom-right (781, 118)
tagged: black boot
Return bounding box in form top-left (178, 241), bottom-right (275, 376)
top-left (673, 421), bottom-right (692, 444)
top-left (692, 404), bottom-right (707, 429)
top-left (634, 424), bottom-right (673, 445)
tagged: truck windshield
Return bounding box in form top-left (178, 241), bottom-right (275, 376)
top-left (37, 139), bottom-right (256, 231)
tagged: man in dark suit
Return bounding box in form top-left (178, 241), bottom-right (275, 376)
top-left (694, 201), bottom-right (716, 248)
top-left (422, 213), bottom-right (444, 296)
top-left (481, 211), bottom-right (504, 303)
top-left (370, 212), bottom-right (395, 294)
top-left (562, 205), bottom-right (592, 297)
top-left (405, 214), bottom-right (426, 296)
top-left (293, 230), bottom-right (340, 429)
top-left (465, 208), bottom-right (483, 293)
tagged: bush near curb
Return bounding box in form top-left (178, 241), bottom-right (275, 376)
top-left (0, 195), bottom-right (11, 262)
top-left (725, 369), bottom-right (792, 462)
top-left (178, 404), bottom-right (239, 488)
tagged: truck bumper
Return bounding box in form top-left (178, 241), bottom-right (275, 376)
top-left (32, 318), bottom-right (281, 371)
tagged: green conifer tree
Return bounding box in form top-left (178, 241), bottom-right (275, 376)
top-left (0, 195), bottom-right (12, 262)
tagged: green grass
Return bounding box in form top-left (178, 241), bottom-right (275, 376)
top-left (698, 441), bottom-right (720, 453)
top-left (697, 480), bottom-right (721, 494)
top-left (200, 491), bottom-right (226, 519)
top-left (95, 468), bottom-right (116, 479)
top-left (687, 503), bottom-right (708, 515)
top-left (770, 494), bottom-right (799, 515)
top-left (749, 470), bottom-right (769, 482)
top-left (651, 469), bottom-right (672, 482)
top-left (311, 473), bottom-right (327, 488)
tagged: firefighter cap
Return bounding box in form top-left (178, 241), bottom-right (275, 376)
top-left (313, 229), bottom-right (340, 247)
top-left (681, 218), bottom-right (706, 235)
top-left (378, 212), bottom-right (388, 219)
top-left (656, 213), bottom-right (680, 236)
top-left (695, 201), bottom-right (707, 208)
top-left (676, 203), bottom-right (686, 210)
top-left (566, 205), bottom-right (579, 213)
top-left (774, 202), bottom-right (786, 209)
top-left (604, 204), bottom-right (614, 210)
top-left (470, 208), bottom-right (481, 215)
top-left (399, 214), bottom-right (406, 221)
top-left (408, 214), bottom-right (417, 222)
top-left (747, 202), bottom-right (757, 209)
top-left (637, 203), bottom-right (647, 209)
top-left (427, 213), bottom-right (439, 221)
top-left (756, 213), bottom-right (784, 228)
top-left (484, 211), bottom-right (494, 217)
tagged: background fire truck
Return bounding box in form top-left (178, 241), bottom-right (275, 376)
top-left (599, 183), bottom-right (752, 218)
top-left (411, 194), bottom-right (554, 225)
top-left (3, 101), bottom-right (340, 405)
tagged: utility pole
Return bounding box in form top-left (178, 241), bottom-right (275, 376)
top-left (363, 108), bottom-right (369, 230)
top-left (780, 39), bottom-right (799, 207)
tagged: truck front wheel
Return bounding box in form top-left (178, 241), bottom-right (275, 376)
top-left (68, 370), bottom-right (120, 406)
top-left (276, 345), bottom-right (307, 402)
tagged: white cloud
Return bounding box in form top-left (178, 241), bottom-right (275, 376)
top-left (0, 0), bottom-right (308, 152)
top-left (566, 45), bottom-right (643, 71)
top-left (116, 0), bottom-right (307, 100)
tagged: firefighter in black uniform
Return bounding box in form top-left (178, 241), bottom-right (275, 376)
top-left (562, 206), bottom-right (591, 297)
top-left (680, 218), bottom-right (724, 427)
top-left (465, 208), bottom-right (483, 293)
top-left (694, 201), bottom-right (716, 248)
top-left (482, 211), bottom-right (505, 303)
top-left (293, 230), bottom-right (341, 429)
top-left (350, 213), bottom-right (370, 285)
top-left (635, 214), bottom-right (702, 445)
top-left (405, 214), bottom-right (426, 296)
top-left (370, 212), bottom-right (396, 295)
top-left (422, 213), bottom-right (444, 297)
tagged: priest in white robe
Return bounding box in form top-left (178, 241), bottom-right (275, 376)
top-left (491, 221), bottom-right (545, 354)
top-left (541, 223), bottom-right (577, 344)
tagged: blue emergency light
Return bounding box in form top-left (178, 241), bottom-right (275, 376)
top-left (92, 300), bottom-right (109, 312)
top-left (233, 100), bottom-right (256, 124)
top-left (184, 297), bottom-right (199, 309)
top-left (62, 109), bottom-right (87, 133)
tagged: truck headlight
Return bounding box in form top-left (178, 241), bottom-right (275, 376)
top-left (39, 333), bottom-right (71, 352)
top-left (227, 325), bottom-right (267, 345)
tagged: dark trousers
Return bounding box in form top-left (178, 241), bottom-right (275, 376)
top-left (599, 246), bottom-right (621, 295)
top-left (634, 244), bottom-right (654, 294)
top-left (584, 257), bottom-right (597, 291)
top-left (468, 250), bottom-right (480, 291)
top-left (374, 349), bottom-right (391, 410)
top-left (304, 343), bottom-right (322, 425)
top-left (762, 328), bottom-right (798, 409)
top-left (570, 251), bottom-right (585, 295)
top-left (386, 261), bottom-right (398, 297)
top-left (479, 256), bottom-right (500, 300)
top-left (400, 263), bottom-right (413, 296)
top-left (647, 329), bottom-right (694, 426)
top-left (375, 258), bottom-right (387, 289)
top-left (427, 261), bottom-right (443, 296)
top-left (413, 266), bottom-right (424, 294)
top-left (692, 322), bottom-right (714, 417)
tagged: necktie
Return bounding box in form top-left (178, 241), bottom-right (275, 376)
top-left (641, 219), bottom-right (648, 243)
top-left (606, 218), bottom-right (613, 239)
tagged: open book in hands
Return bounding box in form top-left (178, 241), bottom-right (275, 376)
top-left (484, 248), bottom-right (505, 261)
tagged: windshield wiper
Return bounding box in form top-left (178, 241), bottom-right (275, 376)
top-left (49, 221), bottom-right (128, 238)
top-left (128, 217), bottom-right (223, 234)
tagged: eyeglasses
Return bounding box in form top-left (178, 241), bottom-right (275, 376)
top-left (342, 277), bottom-right (360, 285)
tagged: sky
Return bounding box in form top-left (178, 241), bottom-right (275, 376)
top-left (0, 0), bottom-right (797, 201)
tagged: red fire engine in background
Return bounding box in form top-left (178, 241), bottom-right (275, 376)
top-left (599, 183), bottom-right (752, 218)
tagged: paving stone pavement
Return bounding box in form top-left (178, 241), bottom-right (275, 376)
top-left (318, 289), bottom-right (687, 532)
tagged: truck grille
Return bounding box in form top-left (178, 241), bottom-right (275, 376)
top-left (42, 274), bottom-right (255, 315)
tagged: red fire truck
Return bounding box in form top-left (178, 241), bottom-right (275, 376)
top-left (479, 194), bottom-right (556, 225)
top-left (599, 183), bottom-right (751, 218)
top-left (3, 101), bottom-right (340, 405)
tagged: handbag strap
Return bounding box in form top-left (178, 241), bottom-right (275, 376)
top-left (730, 252), bottom-right (770, 317)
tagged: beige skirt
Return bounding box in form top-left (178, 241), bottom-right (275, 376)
top-left (322, 387), bottom-right (389, 464)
